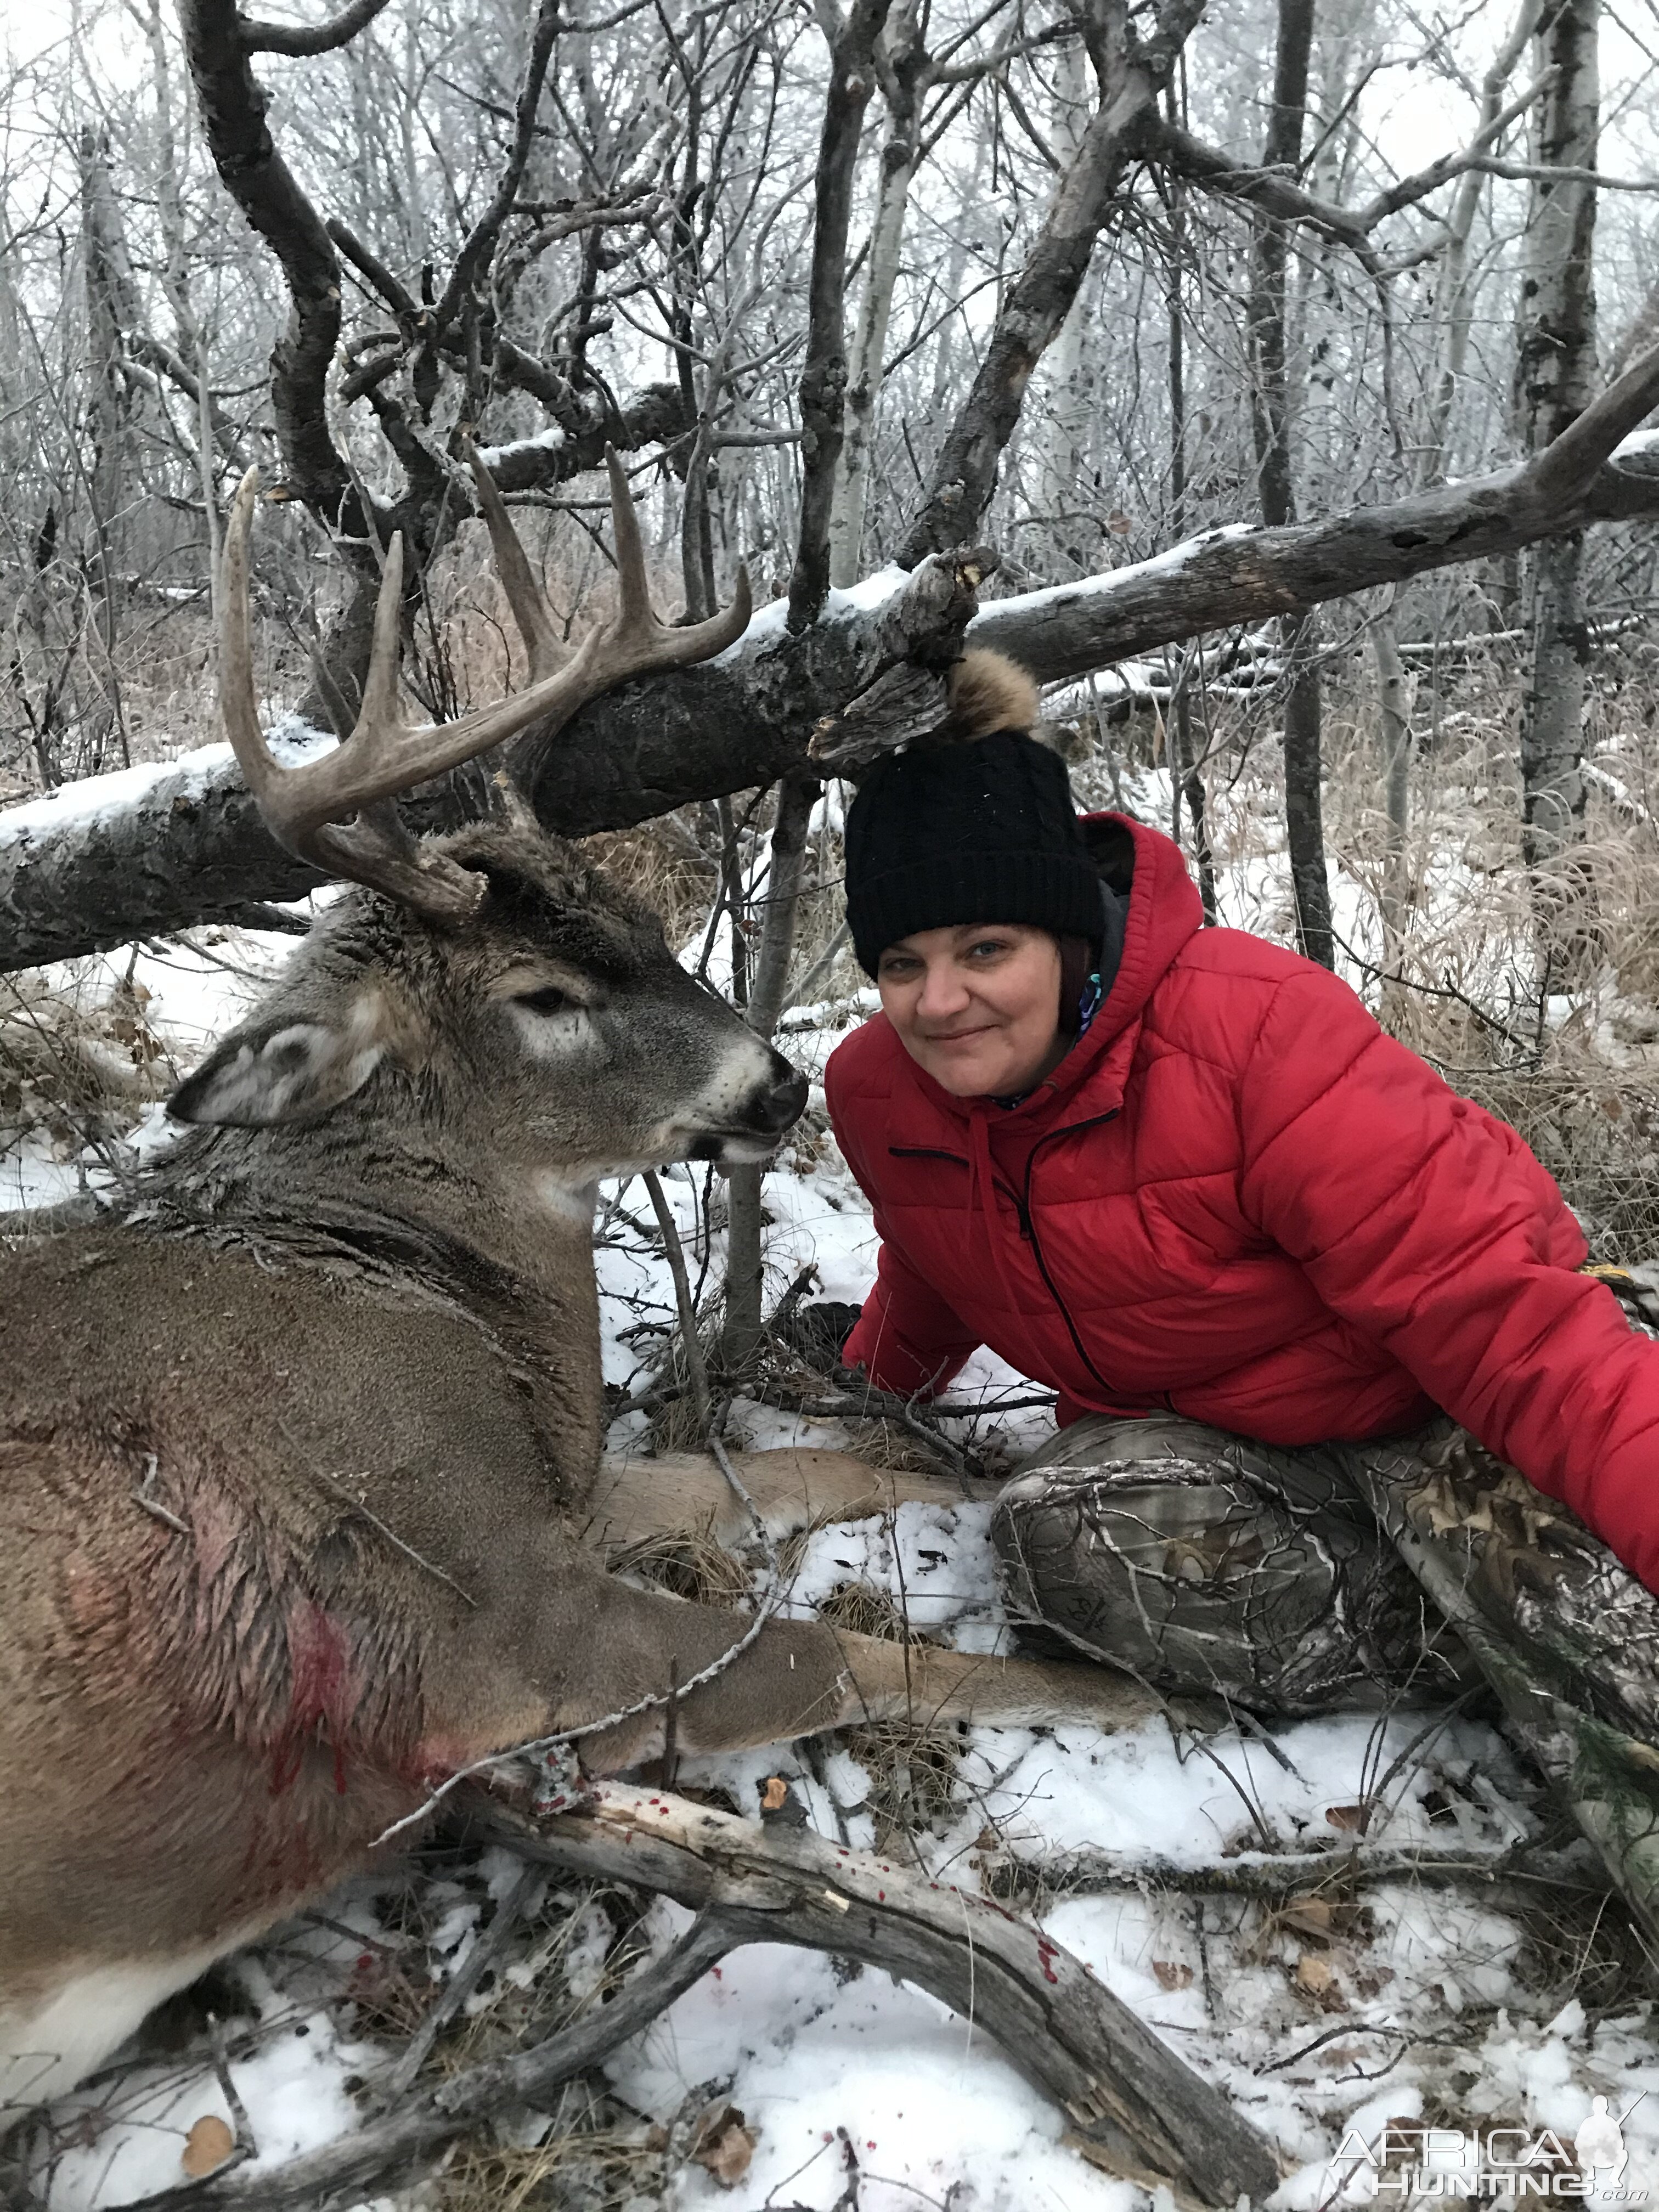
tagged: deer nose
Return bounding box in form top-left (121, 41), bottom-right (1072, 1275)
top-left (749, 1063), bottom-right (808, 1133)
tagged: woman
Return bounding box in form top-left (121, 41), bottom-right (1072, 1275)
top-left (822, 651), bottom-right (1659, 1717)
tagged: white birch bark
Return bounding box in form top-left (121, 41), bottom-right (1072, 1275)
top-left (828, 0), bottom-right (926, 589)
top-left (1515, 0), bottom-right (1599, 895)
top-left (1423, 0), bottom-right (1543, 483)
top-left (1369, 598), bottom-right (1413, 1002)
top-left (1032, 40), bottom-right (1092, 572)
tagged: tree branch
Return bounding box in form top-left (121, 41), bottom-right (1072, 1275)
top-left (787, 0), bottom-right (893, 629)
top-left (434, 0), bottom-right (563, 337)
top-left (107, 1906), bottom-right (740, 2209)
top-left (896, 0), bottom-right (1207, 565)
top-left (471, 1782), bottom-right (1281, 2202)
top-left (988, 1839), bottom-right (1610, 1903)
top-left (238, 0), bottom-right (396, 57)
top-left (179, 0), bottom-right (356, 526)
top-left (470, 378), bottom-right (695, 493)
top-left (325, 215), bottom-right (419, 320)
top-left (1141, 68), bottom-right (1562, 269)
top-left (123, 330), bottom-right (244, 459)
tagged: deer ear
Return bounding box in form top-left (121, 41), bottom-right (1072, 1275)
top-left (168, 1006), bottom-right (387, 1128)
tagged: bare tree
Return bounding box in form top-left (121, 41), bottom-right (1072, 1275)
top-left (1515, 0), bottom-right (1601, 964)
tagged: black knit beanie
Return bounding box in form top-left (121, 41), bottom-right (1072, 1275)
top-left (844, 689), bottom-right (1101, 975)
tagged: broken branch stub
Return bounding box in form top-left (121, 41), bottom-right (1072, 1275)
top-left (808, 543), bottom-right (995, 770)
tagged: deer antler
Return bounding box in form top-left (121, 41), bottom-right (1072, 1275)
top-left (218, 453), bottom-right (752, 923)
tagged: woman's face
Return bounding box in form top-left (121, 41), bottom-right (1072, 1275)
top-left (876, 923), bottom-right (1066, 1098)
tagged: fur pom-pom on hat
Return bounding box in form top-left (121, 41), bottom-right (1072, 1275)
top-left (843, 650), bottom-right (1100, 974)
top-left (936, 649), bottom-right (1041, 742)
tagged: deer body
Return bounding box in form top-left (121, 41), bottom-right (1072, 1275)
top-left (1, 462), bottom-right (1149, 2130)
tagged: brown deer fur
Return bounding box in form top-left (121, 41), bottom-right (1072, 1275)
top-left (0, 815), bottom-right (1151, 2127)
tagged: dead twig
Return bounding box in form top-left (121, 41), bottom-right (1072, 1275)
top-left (98, 1908), bottom-right (741, 2210)
top-left (986, 1839), bottom-right (1608, 1904)
top-left (377, 1860), bottom-right (541, 2100)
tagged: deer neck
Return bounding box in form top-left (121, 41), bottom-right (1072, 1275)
top-left (374, 1150), bottom-right (602, 1301)
top-left (146, 1125), bottom-right (608, 1482)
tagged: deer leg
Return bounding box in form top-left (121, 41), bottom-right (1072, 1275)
top-left (500, 1556), bottom-right (1165, 1773)
top-left (583, 1447), bottom-right (969, 1553)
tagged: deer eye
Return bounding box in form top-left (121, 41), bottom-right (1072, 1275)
top-left (515, 984), bottom-right (574, 1016)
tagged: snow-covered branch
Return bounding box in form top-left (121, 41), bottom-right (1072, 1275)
top-left (8, 389), bottom-right (1659, 972)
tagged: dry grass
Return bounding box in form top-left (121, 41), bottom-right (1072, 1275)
top-left (384, 1865), bottom-right (674, 2211)
top-left (434, 2107), bottom-right (660, 2212)
top-left (608, 1523), bottom-right (759, 1608)
top-left (0, 968), bottom-right (177, 1160)
top-left (582, 823), bottom-right (717, 950)
top-left (838, 1713), bottom-right (966, 1853)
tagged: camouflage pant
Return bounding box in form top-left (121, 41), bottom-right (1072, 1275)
top-left (991, 1412), bottom-right (1481, 1717)
top-left (995, 1291), bottom-right (1659, 1946)
top-left (992, 1384), bottom-right (1659, 1941)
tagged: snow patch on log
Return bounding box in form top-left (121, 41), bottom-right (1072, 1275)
top-left (0, 744), bottom-right (238, 848)
top-left (0, 721), bottom-right (333, 850)
top-left (472, 424), bottom-right (570, 470)
top-left (970, 521), bottom-right (1263, 634)
top-left (713, 562), bottom-right (912, 661)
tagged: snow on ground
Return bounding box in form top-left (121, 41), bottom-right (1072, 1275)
top-left (8, 800), bottom-right (1659, 2208)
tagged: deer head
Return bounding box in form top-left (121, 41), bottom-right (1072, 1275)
top-left (168, 451), bottom-right (805, 1194)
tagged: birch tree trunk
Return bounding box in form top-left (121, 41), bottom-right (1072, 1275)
top-left (1515, 0), bottom-right (1600, 964)
top-left (1166, 110), bottom-right (1216, 922)
top-left (78, 127), bottom-right (137, 772)
top-left (1369, 597), bottom-right (1413, 1021)
top-left (927, 137), bottom-right (989, 419)
top-left (1247, 0), bottom-right (1329, 967)
top-left (1422, 0), bottom-right (1542, 483)
top-left (829, 0), bottom-right (926, 589)
top-left (139, 0), bottom-right (222, 611)
top-left (1034, 40), bottom-right (1093, 577)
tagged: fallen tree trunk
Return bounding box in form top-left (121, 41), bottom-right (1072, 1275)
top-left (0, 551), bottom-right (985, 970)
top-left (6, 409), bottom-right (1659, 972)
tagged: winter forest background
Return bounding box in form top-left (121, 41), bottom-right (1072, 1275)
top-left (9, 0), bottom-right (1659, 2202)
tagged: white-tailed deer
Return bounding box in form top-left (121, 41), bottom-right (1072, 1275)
top-left (0, 455), bottom-right (1153, 2129)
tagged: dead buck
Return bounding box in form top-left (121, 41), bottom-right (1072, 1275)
top-left (0, 454), bottom-right (1150, 2130)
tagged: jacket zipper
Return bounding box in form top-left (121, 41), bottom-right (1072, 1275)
top-left (890, 1116), bottom-right (1174, 1411)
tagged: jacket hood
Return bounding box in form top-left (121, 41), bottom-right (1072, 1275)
top-left (887, 812), bottom-right (1205, 1132)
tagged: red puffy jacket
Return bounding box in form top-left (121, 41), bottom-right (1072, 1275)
top-left (825, 811), bottom-right (1659, 1589)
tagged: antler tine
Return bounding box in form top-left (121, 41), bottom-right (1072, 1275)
top-left (605, 446), bottom-right (656, 637)
top-left (216, 474), bottom-right (487, 924)
top-left (466, 441), bottom-right (566, 683)
top-left (219, 449), bottom-right (754, 919)
top-left (355, 529), bottom-right (407, 747)
top-left (218, 469), bottom-right (283, 811)
top-left (601, 444), bottom-right (754, 661)
top-left (499, 454), bottom-right (752, 792)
